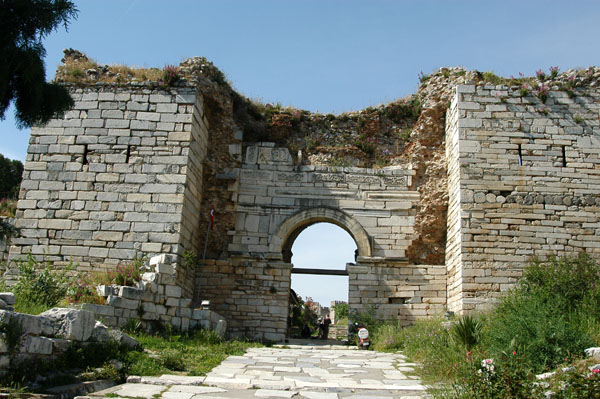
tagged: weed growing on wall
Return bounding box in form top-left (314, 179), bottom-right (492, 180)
top-left (162, 65), bottom-right (180, 86)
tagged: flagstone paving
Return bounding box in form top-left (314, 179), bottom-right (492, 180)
top-left (82, 343), bottom-right (428, 399)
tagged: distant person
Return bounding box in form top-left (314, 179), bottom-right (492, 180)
top-left (301, 324), bottom-right (311, 338)
top-left (322, 315), bottom-right (331, 340)
top-left (317, 317), bottom-right (324, 339)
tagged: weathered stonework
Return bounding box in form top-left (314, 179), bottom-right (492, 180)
top-left (6, 56), bottom-right (600, 342)
top-left (9, 83), bottom-right (208, 298)
top-left (445, 84), bottom-right (600, 312)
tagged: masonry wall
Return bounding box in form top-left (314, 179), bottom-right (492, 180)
top-left (230, 143), bottom-right (419, 260)
top-left (195, 258), bottom-right (291, 342)
top-left (446, 84), bottom-right (600, 312)
top-left (348, 261), bottom-right (446, 325)
top-left (9, 84), bottom-right (208, 281)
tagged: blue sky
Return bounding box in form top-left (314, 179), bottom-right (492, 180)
top-left (1, 0), bottom-right (599, 306)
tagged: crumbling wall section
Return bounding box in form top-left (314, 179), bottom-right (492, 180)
top-left (447, 83), bottom-right (600, 311)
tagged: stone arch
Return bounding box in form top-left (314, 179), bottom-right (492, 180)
top-left (273, 207), bottom-right (372, 262)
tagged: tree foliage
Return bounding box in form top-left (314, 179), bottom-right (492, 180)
top-left (0, 153), bottom-right (23, 198)
top-left (0, 0), bottom-right (78, 127)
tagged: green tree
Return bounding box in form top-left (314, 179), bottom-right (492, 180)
top-left (0, 0), bottom-right (78, 128)
top-left (0, 154), bottom-right (23, 199)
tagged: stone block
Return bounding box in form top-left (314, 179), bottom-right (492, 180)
top-left (0, 293), bottom-right (15, 306)
top-left (155, 263), bottom-right (175, 275)
top-left (165, 297), bottom-right (179, 307)
top-left (120, 286), bottom-right (143, 300)
top-left (91, 321), bottom-right (110, 342)
top-left (22, 335), bottom-right (53, 355)
top-left (149, 254), bottom-right (173, 266)
top-left (177, 307), bottom-right (191, 318)
top-left (165, 285), bottom-right (182, 298)
top-left (40, 308), bottom-right (96, 342)
top-left (81, 303), bottom-right (115, 317)
top-left (106, 295), bottom-right (140, 310)
top-left (109, 329), bottom-right (138, 348)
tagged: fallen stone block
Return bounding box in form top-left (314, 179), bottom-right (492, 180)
top-left (50, 338), bottom-right (71, 353)
top-left (109, 329), bottom-right (138, 348)
top-left (585, 347), bottom-right (600, 360)
top-left (91, 321), bottom-right (110, 343)
top-left (0, 293), bottom-right (15, 306)
top-left (40, 308), bottom-right (96, 341)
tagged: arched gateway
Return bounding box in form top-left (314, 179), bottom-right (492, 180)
top-left (275, 207), bottom-right (372, 262)
top-left (195, 143), bottom-right (446, 341)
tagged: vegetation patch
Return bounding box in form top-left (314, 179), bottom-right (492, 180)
top-left (365, 254), bottom-right (600, 398)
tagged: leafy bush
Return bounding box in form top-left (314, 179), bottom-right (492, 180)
top-left (65, 272), bottom-right (104, 304)
top-left (370, 254), bottom-right (600, 397)
top-left (100, 257), bottom-right (145, 287)
top-left (372, 318), bottom-right (465, 383)
top-left (160, 349), bottom-right (186, 371)
top-left (12, 254), bottom-right (71, 314)
top-left (441, 351), bottom-right (540, 399)
top-left (451, 315), bottom-right (483, 351)
top-left (332, 303), bottom-right (348, 320)
top-left (550, 365), bottom-right (600, 398)
top-left (484, 253), bottom-right (600, 372)
top-left (162, 65), bottom-right (180, 86)
top-left (0, 218), bottom-right (17, 240)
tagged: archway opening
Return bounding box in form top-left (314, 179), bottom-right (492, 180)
top-left (288, 222), bottom-right (357, 340)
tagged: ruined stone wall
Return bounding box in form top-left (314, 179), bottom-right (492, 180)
top-left (9, 84), bottom-right (208, 283)
top-left (348, 261), bottom-right (446, 325)
top-left (446, 83), bottom-right (600, 312)
top-left (195, 258), bottom-right (291, 342)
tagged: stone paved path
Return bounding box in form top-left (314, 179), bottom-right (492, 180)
top-left (84, 343), bottom-right (427, 399)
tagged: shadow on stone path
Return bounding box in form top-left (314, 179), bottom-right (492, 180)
top-left (81, 343), bottom-right (427, 399)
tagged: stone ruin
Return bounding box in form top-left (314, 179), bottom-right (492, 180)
top-left (3, 50), bottom-right (600, 341)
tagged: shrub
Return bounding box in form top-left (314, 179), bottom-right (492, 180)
top-left (65, 272), bottom-right (104, 305)
top-left (160, 349), bottom-right (186, 371)
top-left (0, 199), bottom-right (17, 217)
top-left (101, 257), bottom-right (145, 287)
top-left (484, 253), bottom-right (600, 372)
top-left (0, 218), bottom-right (17, 240)
top-left (12, 254), bottom-right (71, 314)
top-left (481, 71), bottom-right (503, 85)
top-left (441, 351), bottom-right (540, 399)
top-left (332, 303), bottom-right (348, 320)
top-left (451, 315), bottom-right (483, 351)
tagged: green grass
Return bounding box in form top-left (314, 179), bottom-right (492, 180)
top-left (370, 254), bottom-right (600, 397)
top-left (128, 329), bottom-right (262, 376)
